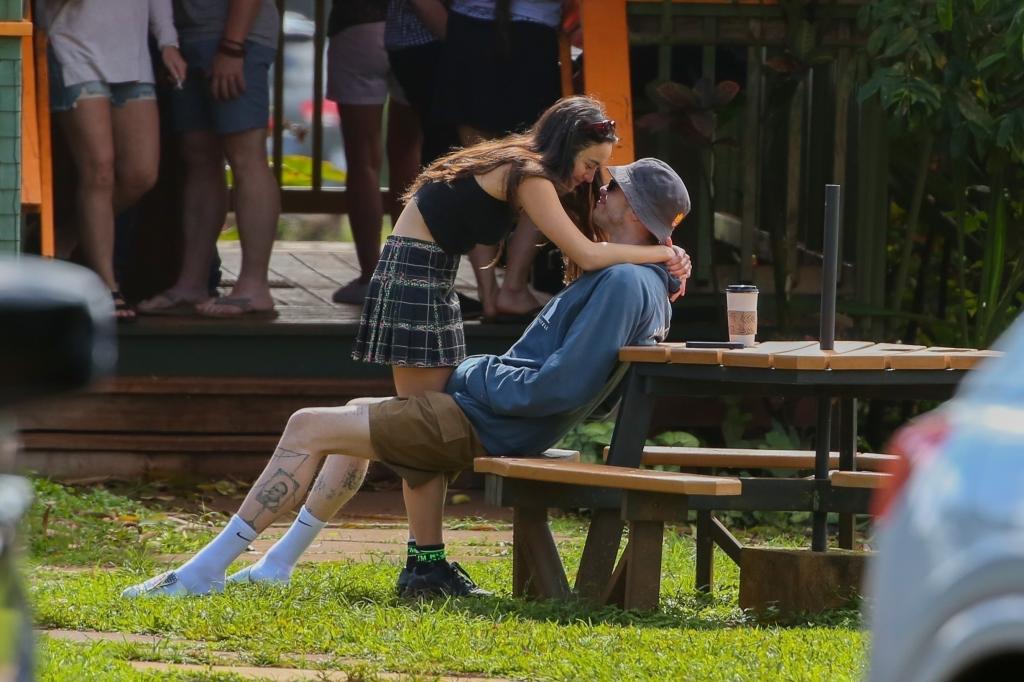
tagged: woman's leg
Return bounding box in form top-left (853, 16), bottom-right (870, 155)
top-left (385, 99), bottom-right (421, 224)
top-left (56, 99), bottom-right (118, 292)
top-left (393, 367), bottom-right (454, 547)
top-left (495, 220), bottom-right (543, 316)
top-left (110, 98), bottom-right (160, 212)
top-left (334, 104), bottom-right (385, 303)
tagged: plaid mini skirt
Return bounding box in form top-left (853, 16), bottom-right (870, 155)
top-left (352, 235), bottom-right (466, 367)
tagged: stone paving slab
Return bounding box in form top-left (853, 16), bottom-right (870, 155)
top-left (41, 630), bottom-right (508, 681)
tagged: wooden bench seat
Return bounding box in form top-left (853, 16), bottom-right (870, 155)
top-left (603, 445), bottom-right (897, 472)
top-left (474, 454), bottom-right (742, 610)
top-left (829, 470), bottom-right (892, 489)
top-left (475, 458), bottom-right (742, 496)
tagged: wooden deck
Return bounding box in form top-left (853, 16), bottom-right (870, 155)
top-left (14, 242), bottom-right (721, 479)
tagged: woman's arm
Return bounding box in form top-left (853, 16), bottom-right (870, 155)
top-left (518, 176), bottom-right (674, 271)
top-left (148, 0), bottom-right (179, 51)
top-left (408, 0), bottom-right (448, 40)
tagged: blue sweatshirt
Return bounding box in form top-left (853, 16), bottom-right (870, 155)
top-left (447, 263), bottom-right (674, 456)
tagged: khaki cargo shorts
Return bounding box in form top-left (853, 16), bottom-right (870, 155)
top-left (368, 392), bottom-right (488, 487)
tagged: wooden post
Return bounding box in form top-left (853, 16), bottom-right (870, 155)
top-left (580, 0), bottom-right (634, 163)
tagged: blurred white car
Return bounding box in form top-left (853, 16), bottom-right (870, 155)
top-left (866, 314), bottom-right (1024, 682)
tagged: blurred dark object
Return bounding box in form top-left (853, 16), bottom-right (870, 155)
top-left (0, 256), bottom-right (116, 681)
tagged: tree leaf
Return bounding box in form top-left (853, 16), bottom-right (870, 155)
top-left (975, 52), bottom-right (1005, 72)
top-left (713, 81), bottom-right (741, 108)
top-left (655, 81), bottom-right (700, 110)
top-left (936, 0), bottom-right (954, 31)
top-left (882, 27), bottom-right (919, 59)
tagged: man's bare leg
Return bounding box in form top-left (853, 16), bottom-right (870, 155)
top-left (225, 396), bottom-right (389, 585)
top-left (138, 131), bottom-right (226, 311)
top-left (197, 127), bottom-right (278, 316)
top-left (123, 405), bottom-right (376, 597)
top-left (226, 454), bottom-right (369, 584)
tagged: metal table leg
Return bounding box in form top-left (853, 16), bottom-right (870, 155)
top-left (838, 397), bottom-right (857, 549)
top-left (812, 394), bottom-right (834, 551)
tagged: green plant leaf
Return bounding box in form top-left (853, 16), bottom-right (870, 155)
top-left (937, 0), bottom-right (954, 31)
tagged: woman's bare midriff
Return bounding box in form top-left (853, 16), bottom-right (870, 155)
top-left (391, 200), bottom-right (436, 242)
top-left (391, 166), bottom-right (512, 243)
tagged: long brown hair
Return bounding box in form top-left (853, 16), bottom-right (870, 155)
top-left (404, 96), bottom-right (618, 282)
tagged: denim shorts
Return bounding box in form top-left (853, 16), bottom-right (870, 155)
top-left (170, 39), bottom-right (276, 135)
top-left (48, 47), bottom-right (156, 112)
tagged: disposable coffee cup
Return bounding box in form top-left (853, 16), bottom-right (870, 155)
top-left (725, 284), bottom-right (758, 347)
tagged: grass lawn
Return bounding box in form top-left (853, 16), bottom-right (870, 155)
top-left (24, 479), bottom-right (867, 681)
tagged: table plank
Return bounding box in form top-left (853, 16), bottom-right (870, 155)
top-left (948, 349), bottom-right (1002, 370)
top-left (721, 341), bottom-right (819, 368)
top-left (475, 458), bottom-right (742, 496)
top-left (667, 345), bottom-right (723, 365)
top-left (619, 345), bottom-right (671, 362)
top-left (887, 346), bottom-right (976, 370)
top-left (771, 341), bottom-right (876, 370)
top-left (826, 343), bottom-right (927, 370)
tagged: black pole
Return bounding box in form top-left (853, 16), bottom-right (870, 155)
top-left (811, 394), bottom-right (833, 552)
top-left (820, 185), bottom-right (841, 350)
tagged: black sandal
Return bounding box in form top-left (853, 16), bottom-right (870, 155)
top-left (111, 291), bottom-right (137, 324)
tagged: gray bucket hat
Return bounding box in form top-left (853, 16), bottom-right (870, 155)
top-left (607, 158), bottom-right (690, 244)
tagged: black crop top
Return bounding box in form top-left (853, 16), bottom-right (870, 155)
top-left (414, 176), bottom-right (516, 255)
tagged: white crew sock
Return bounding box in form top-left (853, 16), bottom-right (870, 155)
top-left (245, 506), bottom-right (327, 582)
top-left (175, 515), bottom-right (258, 593)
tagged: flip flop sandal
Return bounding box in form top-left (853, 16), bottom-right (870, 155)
top-left (196, 296), bottom-right (279, 319)
top-left (111, 291), bottom-right (137, 324)
top-left (136, 292), bottom-right (199, 317)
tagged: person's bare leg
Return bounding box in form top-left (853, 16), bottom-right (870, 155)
top-left (385, 99), bottom-right (421, 224)
top-left (56, 99), bottom-right (118, 292)
top-left (141, 130), bottom-right (226, 308)
top-left (237, 405), bottom-right (377, 530)
top-left (196, 127), bottom-right (278, 315)
top-left (468, 245), bottom-right (500, 319)
top-left (495, 219), bottom-right (543, 316)
top-left (342, 105), bottom-right (385, 278)
top-left (110, 99), bottom-right (160, 212)
top-left (227, 452), bottom-right (370, 585)
top-left (393, 366), bottom-right (454, 547)
top-left (124, 404), bottom-right (376, 597)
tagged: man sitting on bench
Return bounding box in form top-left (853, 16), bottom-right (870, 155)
top-left (123, 158), bottom-right (691, 600)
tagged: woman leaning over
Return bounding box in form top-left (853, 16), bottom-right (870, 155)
top-left (43, 0), bottom-right (187, 321)
top-left (352, 94), bottom-right (685, 400)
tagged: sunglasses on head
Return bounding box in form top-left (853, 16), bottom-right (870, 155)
top-left (580, 119), bottom-right (616, 138)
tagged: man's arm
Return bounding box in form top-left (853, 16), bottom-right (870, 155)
top-left (210, 0), bottom-right (266, 101)
top-left (222, 0), bottom-right (264, 45)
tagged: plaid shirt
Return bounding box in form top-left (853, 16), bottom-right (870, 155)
top-left (384, 0), bottom-right (439, 50)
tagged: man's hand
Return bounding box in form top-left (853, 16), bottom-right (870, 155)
top-left (664, 238), bottom-right (692, 301)
top-left (210, 52), bottom-right (246, 101)
top-left (161, 46), bottom-right (188, 88)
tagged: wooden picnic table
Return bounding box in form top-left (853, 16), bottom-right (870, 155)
top-left (573, 340), bottom-right (1000, 596)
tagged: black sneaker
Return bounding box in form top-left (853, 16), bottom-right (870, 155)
top-left (395, 566), bottom-right (412, 597)
top-left (401, 561), bottom-right (492, 598)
